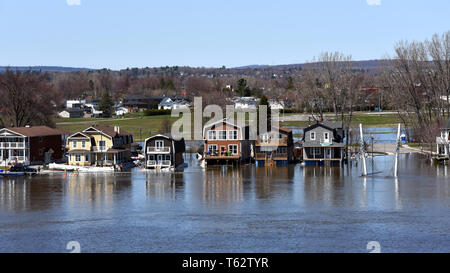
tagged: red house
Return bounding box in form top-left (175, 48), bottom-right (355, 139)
top-left (0, 126), bottom-right (67, 165)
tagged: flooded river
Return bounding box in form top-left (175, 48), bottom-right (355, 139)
top-left (0, 153), bottom-right (449, 253)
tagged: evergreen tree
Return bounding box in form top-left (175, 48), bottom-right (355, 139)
top-left (99, 91), bottom-right (114, 118)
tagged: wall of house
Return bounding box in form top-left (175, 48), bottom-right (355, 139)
top-left (91, 134), bottom-right (113, 148)
top-left (68, 138), bottom-right (91, 150)
top-left (29, 135), bottom-right (64, 163)
top-left (68, 153), bottom-right (91, 166)
top-left (304, 127), bottom-right (333, 143)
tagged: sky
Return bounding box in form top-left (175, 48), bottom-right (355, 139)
top-left (0, 0), bottom-right (449, 70)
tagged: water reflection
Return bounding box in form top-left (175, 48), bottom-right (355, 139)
top-left (0, 153), bottom-right (449, 252)
top-left (203, 166), bottom-right (244, 205)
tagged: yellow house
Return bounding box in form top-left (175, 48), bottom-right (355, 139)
top-left (67, 125), bottom-right (133, 166)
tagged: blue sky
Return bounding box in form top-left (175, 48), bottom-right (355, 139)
top-left (0, 0), bottom-right (449, 69)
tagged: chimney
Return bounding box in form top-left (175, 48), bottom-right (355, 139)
top-left (114, 125), bottom-right (120, 134)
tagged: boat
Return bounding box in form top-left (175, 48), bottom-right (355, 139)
top-left (0, 171), bottom-right (25, 177)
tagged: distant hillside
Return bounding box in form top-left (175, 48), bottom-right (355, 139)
top-left (235, 60), bottom-right (388, 71)
top-left (0, 66), bottom-right (96, 73)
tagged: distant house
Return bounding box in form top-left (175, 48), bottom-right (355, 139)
top-left (58, 108), bottom-right (84, 118)
top-left (158, 97), bottom-right (191, 110)
top-left (203, 118), bottom-right (253, 164)
top-left (268, 99), bottom-right (285, 110)
top-left (123, 94), bottom-right (162, 112)
top-left (436, 119), bottom-right (450, 157)
top-left (231, 97), bottom-right (258, 110)
top-left (66, 125), bottom-right (133, 167)
top-left (115, 106), bottom-right (129, 116)
top-left (144, 134), bottom-right (185, 169)
top-left (302, 121), bottom-right (345, 166)
top-left (0, 126), bottom-right (66, 165)
top-left (255, 127), bottom-right (294, 166)
top-left (65, 99), bottom-right (86, 109)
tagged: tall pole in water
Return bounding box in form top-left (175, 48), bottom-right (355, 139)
top-left (360, 123), bottom-right (367, 176)
top-left (394, 123), bottom-right (401, 178)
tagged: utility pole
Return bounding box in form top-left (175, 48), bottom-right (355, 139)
top-left (394, 123), bottom-right (401, 178)
top-left (360, 123), bottom-right (367, 176)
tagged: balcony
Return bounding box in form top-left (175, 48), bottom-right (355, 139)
top-left (0, 142), bottom-right (27, 149)
top-left (256, 138), bottom-right (288, 146)
top-left (92, 146), bottom-right (108, 152)
top-left (255, 153), bottom-right (267, 160)
top-left (147, 160), bottom-right (172, 167)
top-left (147, 147), bottom-right (171, 153)
top-left (272, 153), bottom-right (288, 160)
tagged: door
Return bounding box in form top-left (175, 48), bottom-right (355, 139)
top-left (156, 140), bottom-right (164, 151)
top-left (157, 154), bottom-right (163, 164)
top-left (326, 148), bottom-right (331, 159)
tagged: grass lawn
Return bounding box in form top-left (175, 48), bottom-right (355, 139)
top-left (55, 112), bottom-right (405, 141)
top-left (56, 115), bottom-right (178, 141)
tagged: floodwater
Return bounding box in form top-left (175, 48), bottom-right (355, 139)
top-left (0, 153), bottom-right (449, 253)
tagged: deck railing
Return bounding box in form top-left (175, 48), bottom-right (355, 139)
top-left (0, 142), bottom-right (27, 148)
top-left (147, 147), bottom-right (171, 153)
top-left (147, 160), bottom-right (171, 167)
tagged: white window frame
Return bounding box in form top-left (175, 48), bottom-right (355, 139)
top-left (99, 140), bottom-right (106, 148)
top-left (73, 140), bottom-right (77, 148)
top-left (155, 140), bottom-right (164, 150)
top-left (228, 144), bottom-right (238, 155)
top-left (82, 140), bottom-right (86, 148)
top-left (218, 130), bottom-right (227, 140)
top-left (324, 132), bottom-right (330, 142)
top-left (228, 130), bottom-right (238, 140)
top-left (310, 132), bottom-right (315, 141)
top-left (208, 144), bottom-right (218, 154)
top-left (84, 154), bottom-right (89, 162)
top-left (208, 130), bottom-right (217, 140)
top-left (75, 154), bottom-right (81, 162)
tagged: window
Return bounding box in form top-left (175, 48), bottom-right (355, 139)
top-left (324, 132), bottom-right (329, 142)
top-left (155, 140), bottom-right (164, 150)
top-left (166, 155), bottom-right (171, 161)
top-left (75, 154), bottom-right (81, 162)
top-left (73, 140), bottom-right (77, 148)
top-left (208, 130), bottom-right (217, 140)
top-left (208, 145), bottom-right (218, 154)
top-left (228, 144), bottom-right (238, 155)
top-left (39, 149), bottom-right (43, 156)
top-left (310, 132), bottom-right (315, 141)
top-left (82, 140), bottom-right (86, 148)
top-left (149, 155), bottom-right (154, 160)
top-left (219, 130), bottom-right (227, 140)
top-left (228, 130), bottom-right (238, 140)
top-left (85, 154), bottom-right (89, 162)
top-left (39, 137), bottom-right (43, 143)
top-left (99, 140), bottom-right (106, 148)
top-left (312, 148), bottom-right (322, 155)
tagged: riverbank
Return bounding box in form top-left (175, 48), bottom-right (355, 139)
top-left (55, 111), bottom-right (403, 141)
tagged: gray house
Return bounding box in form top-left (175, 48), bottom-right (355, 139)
top-left (302, 121), bottom-right (345, 166)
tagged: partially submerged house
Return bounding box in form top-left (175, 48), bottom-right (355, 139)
top-left (66, 125), bottom-right (133, 167)
top-left (0, 126), bottom-right (66, 165)
top-left (203, 118), bottom-right (252, 165)
top-left (302, 121), bottom-right (345, 166)
top-left (144, 134), bottom-right (185, 169)
top-left (436, 119), bottom-right (450, 157)
top-left (255, 127), bottom-right (294, 166)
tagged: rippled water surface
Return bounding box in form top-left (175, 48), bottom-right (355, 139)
top-left (0, 154), bottom-right (449, 253)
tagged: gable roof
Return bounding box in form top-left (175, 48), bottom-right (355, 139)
top-left (83, 125), bottom-right (131, 137)
top-left (5, 126), bottom-right (67, 137)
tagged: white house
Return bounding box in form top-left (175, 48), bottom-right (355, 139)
top-left (158, 97), bottom-right (191, 110)
top-left (115, 106), bottom-right (129, 116)
top-left (232, 97), bottom-right (258, 110)
top-left (437, 119), bottom-right (450, 156)
top-left (268, 99), bottom-right (285, 110)
top-left (66, 99), bottom-right (86, 109)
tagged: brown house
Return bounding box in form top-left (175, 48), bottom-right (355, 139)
top-left (203, 119), bottom-right (252, 165)
top-left (255, 127), bottom-right (294, 166)
top-left (0, 126), bottom-right (67, 165)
